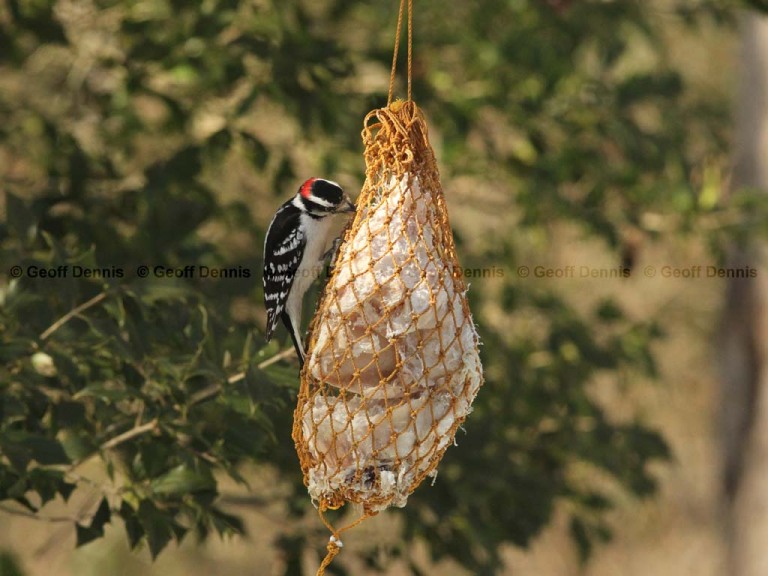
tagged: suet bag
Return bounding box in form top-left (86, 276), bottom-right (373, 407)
top-left (293, 99), bottom-right (484, 517)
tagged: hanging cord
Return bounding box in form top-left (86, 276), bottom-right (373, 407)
top-left (387, 0), bottom-right (413, 105)
top-left (315, 503), bottom-right (374, 576)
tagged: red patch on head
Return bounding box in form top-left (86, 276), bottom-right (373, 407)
top-left (300, 178), bottom-right (317, 198)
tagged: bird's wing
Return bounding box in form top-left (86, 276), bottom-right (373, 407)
top-left (263, 204), bottom-right (306, 341)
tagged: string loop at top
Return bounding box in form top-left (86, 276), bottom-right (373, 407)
top-left (387, 0), bottom-right (413, 105)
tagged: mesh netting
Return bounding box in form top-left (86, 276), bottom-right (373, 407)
top-left (292, 100), bottom-right (484, 519)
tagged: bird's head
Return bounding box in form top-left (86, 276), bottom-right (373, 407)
top-left (297, 178), bottom-right (355, 217)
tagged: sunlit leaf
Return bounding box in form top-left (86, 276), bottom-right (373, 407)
top-left (150, 464), bottom-right (216, 496)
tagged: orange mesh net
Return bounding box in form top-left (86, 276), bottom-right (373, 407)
top-left (291, 99), bottom-right (484, 570)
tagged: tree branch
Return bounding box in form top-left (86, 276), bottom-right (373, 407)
top-left (100, 418), bottom-right (159, 451)
top-left (256, 347), bottom-right (298, 370)
top-left (226, 347), bottom-right (298, 385)
top-left (67, 418), bottom-right (159, 474)
top-left (39, 292), bottom-right (108, 341)
top-left (190, 347), bottom-right (297, 405)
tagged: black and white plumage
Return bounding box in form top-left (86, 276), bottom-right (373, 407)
top-left (263, 178), bottom-right (355, 366)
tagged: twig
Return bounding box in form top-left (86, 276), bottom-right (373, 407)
top-left (67, 418), bottom-right (160, 474)
top-left (39, 292), bottom-right (108, 341)
top-left (257, 347), bottom-right (297, 370)
top-left (100, 418), bottom-right (158, 451)
top-left (226, 347), bottom-right (297, 385)
top-left (190, 348), bottom-right (297, 405)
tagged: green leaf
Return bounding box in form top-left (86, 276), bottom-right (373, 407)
top-left (12, 496), bottom-right (37, 513)
top-left (0, 434), bottom-right (70, 468)
top-left (209, 507), bottom-right (244, 537)
top-left (133, 443), bottom-right (173, 480)
top-left (137, 501), bottom-right (174, 559)
top-left (745, 0), bottom-right (768, 13)
top-left (0, 338), bottom-right (35, 363)
top-left (272, 156), bottom-right (295, 195)
top-left (259, 364), bottom-right (299, 390)
top-left (580, 491), bottom-right (613, 512)
top-left (0, 551), bottom-right (25, 576)
top-left (169, 521), bottom-right (189, 544)
top-left (25, 437), bottom-right (70, 465)
top-left (569, 517), bottom-right (592, 563)
top-left (58, 480), bottom-right (76, 502)
top-left (5, 476), bottom-right (30, 501)
top-left (120, 501), bottom-right (145, 551)
top-left (408, 561), bottom-right (428, 576)
top-left (204, 128), bottom-right (232, 162)
top-left (594, 299), bottom-right (624, 322)
top-left (52, 401), bottom-right (87, 428)
top-left (90, 497), bottom-right (112, 532)
top-left (75, 524), bottom-right (103, 548)
top-left (150, 464), bottom-right (216, 496)
top-left (0, 441), bottom-right (31, 472)
top-left (75, 497), bottom-right (112, 548)
top-left (5, 191), bottom-right (37, 243)
top-left (239, 132), bottom-right (269, 169)
top-left (28, 469), bottom-right (61, 505)
top-left (127, 281), bottom-right (195, 305)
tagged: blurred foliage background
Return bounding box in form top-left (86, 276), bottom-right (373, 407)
top-left (1, 0), bottom-right (766, 574)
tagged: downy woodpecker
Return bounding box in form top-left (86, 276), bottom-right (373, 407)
top-left (263, 178), bottom-right (355, 366)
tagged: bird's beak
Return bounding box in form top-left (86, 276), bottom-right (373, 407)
top-left (339, 197), bottom-right (356, 213)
